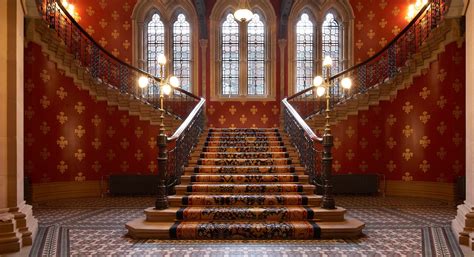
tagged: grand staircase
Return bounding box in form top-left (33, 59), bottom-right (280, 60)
top-left (126, 128), bottom-right (364, 239)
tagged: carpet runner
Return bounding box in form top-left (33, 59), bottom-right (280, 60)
top-left (169, 128), bottom-right (323, 239)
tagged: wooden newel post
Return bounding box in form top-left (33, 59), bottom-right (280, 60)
top-left (321, 131), bottom-right (336, 209)
top-left (155, 133), bottom-right (169, 210)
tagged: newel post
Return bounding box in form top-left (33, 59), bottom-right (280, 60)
top-left (155, 133), bottom-right (169, 210)
top-left (321, 130), bottom-right (336, 209)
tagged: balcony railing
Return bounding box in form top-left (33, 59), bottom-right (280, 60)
top-left (282, 0), bottom-right (449, 209)
top-left (36, 0), bottom-right (206, 208)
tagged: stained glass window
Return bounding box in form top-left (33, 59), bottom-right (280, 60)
top-left (146, 13), bottom-right (165, 77)
top-left (322, 13), bottom-right (340, 77)
top-left (221, 13), bottom-right (240, 95)
top-left (247, 13), bottom-right (265, 96)
top-left (296, 13), bottom-right (314, 93)
top-left (173, 13), bottom-right (191, 92)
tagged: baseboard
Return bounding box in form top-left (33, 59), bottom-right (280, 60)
top-left (385, 180), bottom-right (455, 202)
top-left (32, 181), bottom-right (102, 202)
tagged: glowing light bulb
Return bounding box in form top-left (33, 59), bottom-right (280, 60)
top-left (323, 56), bottom-right (333, 67)
top-left (313, 76), bottom-right (323, 87)
top-left (162, 84), bottom-right (172, 95)
top-left (157, 54), bottom-right (167, 65)
top-left (316, 86), bottom-right (326, 97)
top-left (169, 76), bottom-right (180, 88)
top-left (234, 9), bottom-right (253, 22)
top-left (341, 77), bottom-right (352, 89)
top-left (138, 76), bottom-right (149, 88)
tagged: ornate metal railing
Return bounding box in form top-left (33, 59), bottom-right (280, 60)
top-left (283, 0), bottom-right (449, 209)
top-left (36, 0), bottom-right (206, 209)
top-left (288, 0), bottom-right (448, 120)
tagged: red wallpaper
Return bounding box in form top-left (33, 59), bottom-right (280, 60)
top-left (25, 42), bottom-right (160, 183)
top-left (72, 0), bottom-right (137, 64)
top-left (24, 0), bottom-right (465, 184)
top-left (330, 42), bottom-right (466, 182)
top-left (350, 0), bottom-right (411, 63)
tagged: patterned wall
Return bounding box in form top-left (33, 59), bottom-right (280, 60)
top-left (24, 0), bottom-right (465, 184)
top-left (330, 42), bottom-right (466, 182)
top-left (72, 0), bottom-right (137, 64)
top-left (349, 0), bottom-right (411, 63)
top-left (25, 43), bottom-right (160, 183)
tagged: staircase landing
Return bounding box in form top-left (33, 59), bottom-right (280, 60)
top-left (126, 128), bottom-right (364, 239)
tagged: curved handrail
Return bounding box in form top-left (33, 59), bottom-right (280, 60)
top-left (36, 0), bottom-right (201, 120)
top-left (282, 0), bottom-right (449, 197)
top-left (289, 0), bottom-right (447, 101)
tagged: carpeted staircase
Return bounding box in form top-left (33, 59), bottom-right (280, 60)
top-left (127, 128), bottom-right (364, 239)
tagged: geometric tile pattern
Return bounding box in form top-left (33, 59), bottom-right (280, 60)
top-left (31, 196), bottom-right (463, 256)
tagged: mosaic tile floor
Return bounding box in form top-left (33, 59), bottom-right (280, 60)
top-left (30, 196), bottom-right (464, 257)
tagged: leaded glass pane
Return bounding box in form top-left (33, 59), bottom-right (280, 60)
top-left (146, 13), bottom-right (165, 78)
top-left (322, 13), bottom-right (340, 77)
top-left (221, 13), bottom-right (239, 95)
top-left (247, 13), bottom-right (265, 96)
top-left (173, 13), bottom-right (191, 92)
top-left (296, 13), bottom-right (314, 93)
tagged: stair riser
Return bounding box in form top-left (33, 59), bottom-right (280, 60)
top-left (201, 147), bottom-right (287, 152)
top-left (194, 159), bottom-right (292, 166)
top-left (180, 175), bottom-right (309, 184)
top-left (202, 141), bottom-right (285, 147)
top-left (169, 196), bottom-right (321, 207)
top-left (185, 166), bottom-right (301, 174)
top-left (176, 185), bottom-right (315, 195)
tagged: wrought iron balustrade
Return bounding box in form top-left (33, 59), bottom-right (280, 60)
top-left (35, 0), bottom-right (206, 209)
top-left (283, 0), bottom-right (449, 209)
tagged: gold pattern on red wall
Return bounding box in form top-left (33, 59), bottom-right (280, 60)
top-left (25, 42), bottom-right (160, 183)
top-left (330, 42), bottom-right (465, 182)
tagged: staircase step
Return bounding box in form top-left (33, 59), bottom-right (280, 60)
top-left (168, 194), bottom-right (322, 207)
top-left (209, 128), bottom-right (278, 132)
top-left (206, 136), bottom-right (282, 141)
top-left (185, 165), bottom-right (305, 174)
top-left (180, 174), bottom-right (309, 184)
top-left (202, 146), bottom-right (287, 152)
top-left (144, 206), bottom-right (346, 222)
top-left (191, 158), bottom-right (292, 166)
top-left (197, 152), bottom-right (290, 159)
top-left (202, 141), bottom-right (284, 147)
top-left (175, 184), bottom-right (315, 194)
top-left (208, 131), bottom-right (281, 136)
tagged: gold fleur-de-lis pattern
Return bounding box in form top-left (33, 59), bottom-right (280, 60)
top-left (24, 2), bottom-right (464, 185)
top-left (330, 42), bottom-right (465, 183)
top-left (25, 43), bottom-right (161, 183)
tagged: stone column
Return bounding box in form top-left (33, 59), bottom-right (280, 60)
top-left (0, 0), bottom-right (38, 254)
top-left (452, 0), bottom-right (474, 251)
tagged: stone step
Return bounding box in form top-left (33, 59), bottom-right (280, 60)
top-left (175, 184), bottom-right (316, 195)
top-left (126, 217), bottom-right (364, 239)
top-left (167, 194), bottom-right (322, 207)
top-left (184, 165), bottom-right (305, 174)
top-left (180, 174), bottom-right (309, 184)
top-left (144, 206), bottom-right (347, 222)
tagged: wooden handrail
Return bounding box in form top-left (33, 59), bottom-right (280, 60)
top-left (288, 1), bottom-right (434, 101)
top-left (52, 0), bottom-right (200, 101)
top-left (282, 98), bottom-right (322, 142)
top-left (169, 98), bottom-right (205, 141)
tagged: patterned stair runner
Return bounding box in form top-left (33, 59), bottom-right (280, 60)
top-left (170, 128), bottom-right (323, 239)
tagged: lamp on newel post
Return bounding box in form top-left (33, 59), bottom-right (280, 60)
top-left (313, 56), bottom-right (352, 209)
top-left (138, 54), bottom-right (180, 210)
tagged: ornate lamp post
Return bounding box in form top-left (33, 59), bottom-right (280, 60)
top-left (313, 56), bottom-right (352, 209)
top-left (138, 54), bottom-right (180, 210)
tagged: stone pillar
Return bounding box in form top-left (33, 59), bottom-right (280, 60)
top-left (0, 0), bottom-right (38, 254)
top-left (452, 0), bottom-right (474, 251)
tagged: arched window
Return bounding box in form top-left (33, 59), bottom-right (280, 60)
top-left (132, 0), bottom-right (199, 94)
top-left (322, 13), bottom-right (340, 77)
top-left (221, 13), bottom-right (240, 95)
top-left (146, 13), bottom-right (165, 77)
top-left (172, 14), bottom-right (191, 92)
top-left (296, 13), bottom-right (315, 92)
top-left (210, 0), bottom-right (277, 101)
top-left (288, 0), bottom-right (354, 94)
top-left (247, 13), bottom-right (265, 96)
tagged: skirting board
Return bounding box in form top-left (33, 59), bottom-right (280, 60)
top-left (32, 181), bottom-right (102, 202)
top-left (385, 180), bottom-right (455, 202)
